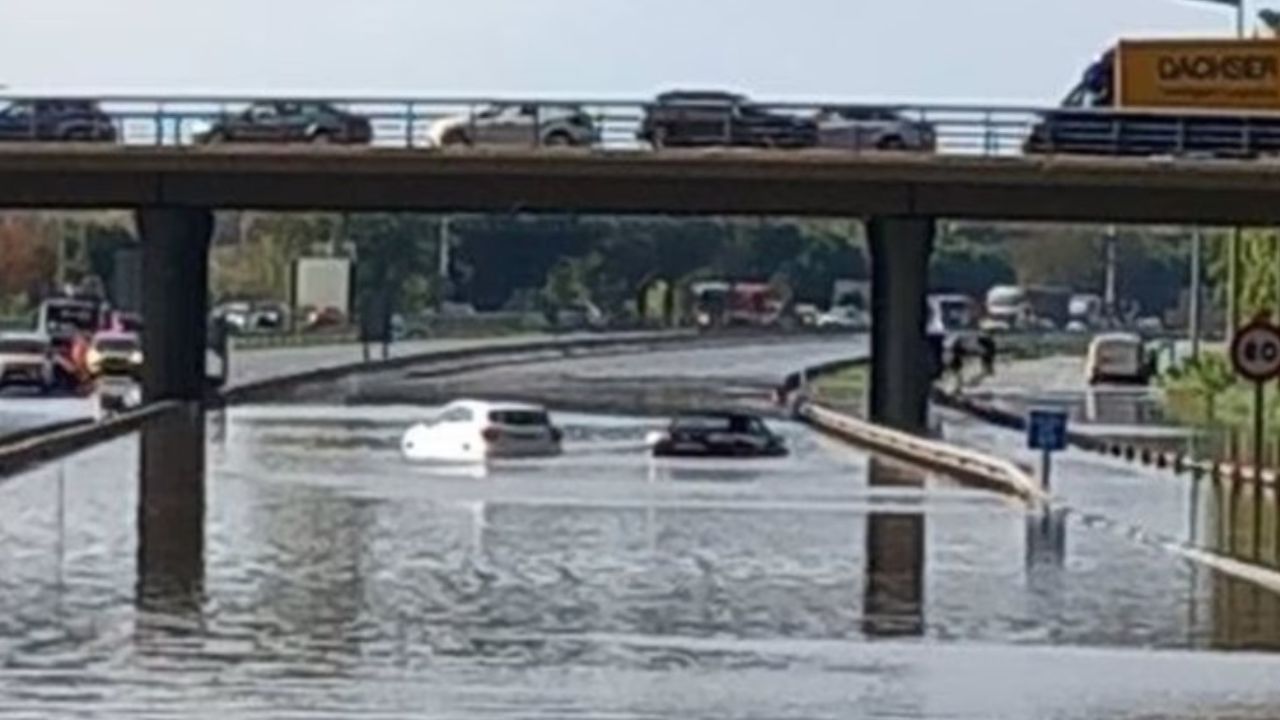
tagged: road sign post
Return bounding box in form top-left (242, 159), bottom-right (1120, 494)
top-left (1027, 409), bottom-right (1069, 492)
top-left (1231, 318), bottom-right (1280, 471)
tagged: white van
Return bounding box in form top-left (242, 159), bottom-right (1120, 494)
top-left (1085, 332), bottom-right (1151, 385)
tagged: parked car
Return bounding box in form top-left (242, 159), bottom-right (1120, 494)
top-left (0, 99), bottom-right (117, 143)
top-left (429, 103), bottom-right (596, 148)
top-left (1085, 332), bottom-right (1153, 385)
top-left (195, 101), bottom-right (372, 145)
top-left (638, 91), bottom-right (817, 149)
top-left (87, 331), bottom-right (143, 380)
top-left (646, 412), bottom-right (788, 459)
top-left (814, 106), bottom-right (935, 152)
top-left (0, 332), bottom-right (54, 392)
top-left (816, 306), bottom-right (871, 331)
top-left (401, 400), bottom-right (564, 463)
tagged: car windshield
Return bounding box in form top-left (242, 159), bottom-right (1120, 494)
top-left (490, 410), bottom-right (550, 426)
top-left (0, 339), bottom-right (46, 355)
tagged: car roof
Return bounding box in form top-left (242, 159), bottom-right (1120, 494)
top-left (1091, 332), bottom-right (1142, 344)
top-left (442, 399), bottom-right (548, 414)
top-left (656, 90), bottom-right (748, 102)
top-left (673, 411), bottom-right (760, 422)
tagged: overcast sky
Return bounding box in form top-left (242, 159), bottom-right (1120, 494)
top-left (0, 0), bottom-right (1252, 103)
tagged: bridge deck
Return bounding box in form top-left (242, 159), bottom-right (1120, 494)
top-left (1, 145), bottom-right (1279, 223)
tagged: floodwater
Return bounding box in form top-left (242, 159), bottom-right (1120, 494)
top-left (0, 401), bottom-right (1279, 719)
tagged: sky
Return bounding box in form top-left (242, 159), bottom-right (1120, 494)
top-left (0, 0), bottom-right (1253, 104)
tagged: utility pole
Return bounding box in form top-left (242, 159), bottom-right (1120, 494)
top-left (437, 216), bottom-right (452, 311)
top-left (1182, 0), bottom-right (1248, 337)
top-left (1190, 227), bottom-right (1203, 360)
top-left (1104, 225), bottom-right (1118, 322)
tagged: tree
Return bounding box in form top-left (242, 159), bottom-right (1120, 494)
top-left (0, 215), bottom-right (55, 310)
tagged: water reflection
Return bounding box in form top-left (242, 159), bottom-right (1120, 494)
top-left (136, 404), bottom-right (205, 614)
top-left (862, 459), bottom-right (925, 637)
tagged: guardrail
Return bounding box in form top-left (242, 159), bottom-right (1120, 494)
top-left (799, 401), bottom-right (1045, 503)
top-left (4, 93), bottom-right (1280, 158)
top-left (0, 401), bottom-right (183, 478)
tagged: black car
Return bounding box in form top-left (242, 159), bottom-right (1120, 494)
top-left (0, 99), bottom-right (117, 142)
top-left (649, 412), bottom-right (789, 458)
top-left (195, 101), bottom-right (373, 145)
top-left (638, 91), bottom-right (817, 149)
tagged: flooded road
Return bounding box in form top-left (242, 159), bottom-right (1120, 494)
top-left (2, 400), bottom-right (1280, 718)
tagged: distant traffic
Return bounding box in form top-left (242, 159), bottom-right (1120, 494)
top-left (6, 35), bottom-right (1280, 160)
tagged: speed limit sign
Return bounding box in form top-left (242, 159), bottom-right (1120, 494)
top-left (1232, 319), bottom-right (1280, 382)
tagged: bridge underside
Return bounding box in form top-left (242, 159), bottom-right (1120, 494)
top-left (1, 148), bottom-right (1279, 224)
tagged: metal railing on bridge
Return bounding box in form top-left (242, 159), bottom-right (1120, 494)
top-left (3, 92), bottom-right (1280, 159)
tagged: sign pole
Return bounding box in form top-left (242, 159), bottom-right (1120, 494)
top-left (1256, 380), bottom-right (1267, 472)
top-left (1041, 447), bottom-right (1052, 493)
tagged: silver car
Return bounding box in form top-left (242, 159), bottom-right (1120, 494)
top-left (0, 332), bottom-right (53, 392)
top-left (814, 106), bottom-right (936, 152)
top-left (429, 103), bottom-right (597, 148)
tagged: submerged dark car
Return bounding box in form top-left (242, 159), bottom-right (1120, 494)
top-left (649, 412), bottom-right (788, 458)
top-left (195, 101), bottom-right (372, 145)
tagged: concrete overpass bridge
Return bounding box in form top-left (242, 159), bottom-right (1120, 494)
top-left (3, 93), bottom-right (1280, 434)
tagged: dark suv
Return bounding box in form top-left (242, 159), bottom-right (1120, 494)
top-left (639, 91), bottom-right (817, 149)
top-left (0, 99), bottom-right (117, 142)
top-left (195, 101), bottom-right (373, 145)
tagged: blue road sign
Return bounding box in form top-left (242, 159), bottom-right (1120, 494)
top-left (1027, 410), bottom-right (1069, 452)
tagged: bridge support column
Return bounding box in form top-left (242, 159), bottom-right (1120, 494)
top-left (137, 206), bottom-right (213, 403)
top-left (868, 216), bottom-right (934, 433)
top-left (134, 206), bottom-right (212, 610)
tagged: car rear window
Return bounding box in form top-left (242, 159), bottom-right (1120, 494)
top-left (672, 416), bottom-right (733, 432)
top-left (490, 410), bottom-right (550, 427)
top-left (0, 339), bottom-right (47, 355)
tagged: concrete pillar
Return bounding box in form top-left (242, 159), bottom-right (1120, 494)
top-left (136, 206), bottom-right (213, 403)
top-left (868, 216), bottom-right (935, 433)
top-left (137, 404), bottom-right (206, 612)
top-left (862, 458), bottom-right (925, 637)
top-left (134, 206), bottom-right (212, 612)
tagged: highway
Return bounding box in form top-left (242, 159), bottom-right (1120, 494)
top-left (0, 333), bottom-right (583, 437)
top-left (1, 340), bottom-right (1279, 718)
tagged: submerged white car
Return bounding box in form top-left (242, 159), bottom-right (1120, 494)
top-left (401, 400), bottom-right (563, 463)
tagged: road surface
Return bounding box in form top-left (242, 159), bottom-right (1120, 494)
top-left (0, 341), bottom-right (1278, 718)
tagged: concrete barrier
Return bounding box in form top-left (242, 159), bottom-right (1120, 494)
top-left (218, 330), bottom-right (699, 405)
top-left (0, 401), bottom-right (184, 478)
top-left (799, 401), bottom-right (1046, 503)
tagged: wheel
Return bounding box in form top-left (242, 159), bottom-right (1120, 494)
top-left (440, 128), bottom-right (471, 147)
top-left (203, 130), bottom-right (227, 145)
top-left (544, 131), bottom-right (573, 148)
top-left (310, 131), bottom-right (333, 144)
top-left (649, 126), bottom-right (667, 150)
top-left (877, 136), bottom-right (906, 151)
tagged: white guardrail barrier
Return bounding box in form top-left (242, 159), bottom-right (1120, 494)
top-left (798, 401), bottom-right (1047, 504)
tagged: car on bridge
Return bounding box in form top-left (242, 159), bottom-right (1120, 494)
top-left (194, 101), bottom-right (372, 145)
top-left (813, 106), bottom-right (936, 152)
top-left (0, 99), bottom-right (117, 143)
top-left (0, 332), bottom-right (54, 393)
top-left (638, 91), bottom-right (818, 149)
top-left (428, 103), bottom-right (597, 148)
top-left (646, 412), bottom-right (788, 459)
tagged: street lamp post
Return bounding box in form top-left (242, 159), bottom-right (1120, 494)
top-left (1182, 0), bottom-right (1248, 339)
